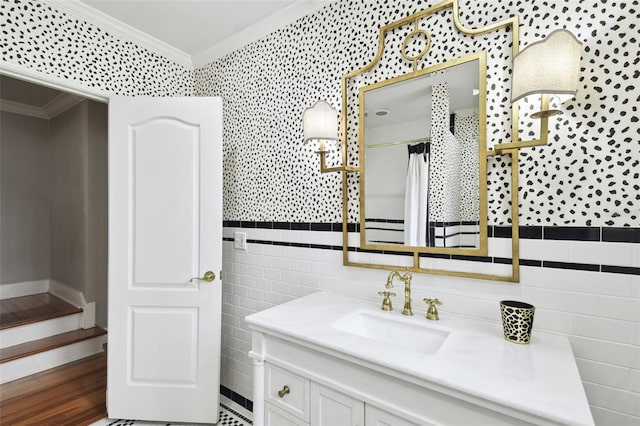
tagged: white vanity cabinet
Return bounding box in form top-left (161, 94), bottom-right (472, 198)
top-left (252, 333), bottom-right (536, 426)
top-left (264, 364), bottom-right (365, 426)
top-left (246, 293), bottom-right (594, 426)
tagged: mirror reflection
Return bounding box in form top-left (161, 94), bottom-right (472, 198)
top-left (362, 58), bottom-right (481, 249)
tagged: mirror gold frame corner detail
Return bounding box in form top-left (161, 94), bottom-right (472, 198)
top-left (340, 0), bottom-right (524, 282)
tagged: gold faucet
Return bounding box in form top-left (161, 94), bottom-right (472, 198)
top-left (377, 291), bottom-right (396, 311)
top-left (423, 298), bottom-right (442, 320)
top-left (386, 270), bottom-right (413, 315)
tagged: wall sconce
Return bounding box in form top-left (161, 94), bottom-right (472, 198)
top-left (511, 29), bottom-right (583, 118)
top-left (303, 99), bottom-right (359, 173)
top-left (492, 29), bottom-right (582, 153)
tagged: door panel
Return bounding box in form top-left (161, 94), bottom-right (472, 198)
top-left (129, 307), bottom-right (198, 385)
top-left (133, 118), bottom-right (199, 285)
top-left (108, 97), bottom-right (222, 423)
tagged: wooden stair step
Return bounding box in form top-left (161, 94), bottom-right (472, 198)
top-left (0, 327), bottom-right (107, 364)
top-left (0, 293), bottom-right (82, 331)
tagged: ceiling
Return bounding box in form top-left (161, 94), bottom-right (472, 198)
top-left (364, 59), bottom-right (480, 132)
top-left (68, 0), bottom-right (333, 66)
top-left (77, 0), bottom-right (304, 56)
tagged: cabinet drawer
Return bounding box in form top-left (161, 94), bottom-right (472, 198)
top-left (266, 402), bottom-right (309, 426)
top-left (266, 364), bottom-right (310, 421)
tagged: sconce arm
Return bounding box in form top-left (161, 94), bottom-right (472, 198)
top-left (318, 144), bottom-right (361, 173)
top-left (489, 95), bottom-right (551, 155)
top-left (488, 138), bottom-right (548, 156)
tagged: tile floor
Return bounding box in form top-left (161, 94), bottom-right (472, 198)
top-left (90, 404), bottom-right (252, 426)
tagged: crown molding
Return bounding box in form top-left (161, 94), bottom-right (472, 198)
top-left (0, 92), bottom-right (85, 119)
top-left (192, 0), bottom-right (335, 68)
top-left (45, 0), bottom-right (193, 69)
top-left (0, 99), bottom-right (48, 119)
top-left (43, 92), bottom-right (85, 118)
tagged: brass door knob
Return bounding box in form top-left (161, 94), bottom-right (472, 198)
top-left (189, 271), bottom-right (215, 282)
top-left (277, 385), bottom-right (290, 398)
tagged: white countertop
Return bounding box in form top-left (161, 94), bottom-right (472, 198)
top-left (246, 291), bottom-right (594, 426)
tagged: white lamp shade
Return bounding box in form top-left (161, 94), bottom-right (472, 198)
top-left (303, 99), bottom-right (339, 143)
top-left (511, 29), bottom-right (583, 104)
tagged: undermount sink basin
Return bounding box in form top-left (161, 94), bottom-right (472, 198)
top-left (331, 311), bottom-right (449, 355)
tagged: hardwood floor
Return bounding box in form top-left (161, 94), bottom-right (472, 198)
top-left (0, 352), bottom-right (107, 425)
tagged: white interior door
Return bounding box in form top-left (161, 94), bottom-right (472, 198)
top-left (107, 96), bottom-right (223, 423)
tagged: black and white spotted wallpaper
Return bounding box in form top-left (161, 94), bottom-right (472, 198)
top-left (196, 0), bottom-right (639, 228)
top-left (1, 0), bottom-right (193, 96)
top-left (2, 0), bottom-right (637, 228)
top-left (430, 82), bottom-right (462, 222)
top-left (456, 111), bottom-right (480, 222)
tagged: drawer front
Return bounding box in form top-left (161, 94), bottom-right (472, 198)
top-left (266, 402), bottom-right (309, 426)
top-left (266, 364), bottom-right (310, 421)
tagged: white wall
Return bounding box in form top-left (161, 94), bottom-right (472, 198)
top-left (50, 102), bottom-right (88, 296)
top-left (221, 225), bottom-right (640, 425)
top-left (49, 100), bottom-right (108, 326)
top-left (87, 101), bottom-right (108, 327)
top-left (0, 112), bottom-right (51, 285)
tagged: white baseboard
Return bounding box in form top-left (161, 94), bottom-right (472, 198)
top-left (0, 280), bottom-right (49, 299)
top-left (49, 279), bottom-right (85, 308)
top-left (83, 302), bottom-right (96, 329)
top-left (0, 279), bottom-right (87, 309)
top-left (50, 280), bottom-right (95, 328)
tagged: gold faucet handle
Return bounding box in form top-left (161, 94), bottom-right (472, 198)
top-left (378, 291), bottom-right (396, 311)
top-left (423, 298), bottom-right (442, 320)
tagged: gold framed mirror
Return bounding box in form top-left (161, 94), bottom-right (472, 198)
top-left (339, 0), bottom-right (522, 282)
top-left (359, 51), bottom-right (487, 254)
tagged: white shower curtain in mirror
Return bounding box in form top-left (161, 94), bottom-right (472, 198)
top-left (404, 145), bottom-right (429, 246)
